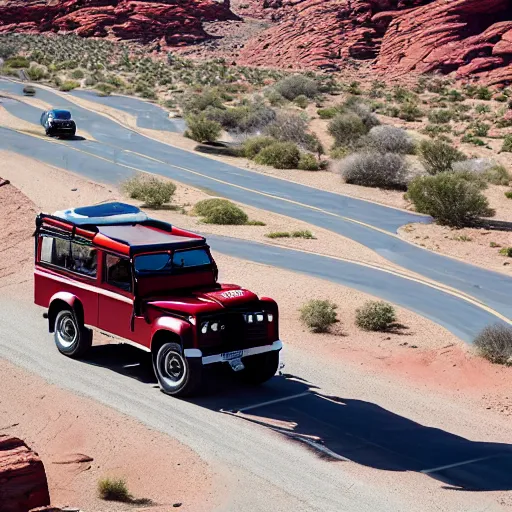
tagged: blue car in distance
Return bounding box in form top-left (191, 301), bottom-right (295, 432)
top-left (40, 109), bottom-right (76, 138)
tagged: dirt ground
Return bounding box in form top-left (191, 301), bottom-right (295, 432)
top-left (1, 156), bottom-right (511, 422)
top-left (0, 359), bottom-right (218, 512)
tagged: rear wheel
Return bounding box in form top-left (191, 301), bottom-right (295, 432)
top-left (236, 351), bottom-right (280, 386)
top-left (154, 342), bottom-right (202, 397)
top-left (54, 309), bottom-right (92, 358)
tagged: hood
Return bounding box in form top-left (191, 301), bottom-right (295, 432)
top-left (147, 284), bottom-right (259, 316)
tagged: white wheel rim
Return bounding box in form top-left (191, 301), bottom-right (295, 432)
top-left (56, 313), bottom-right (78, 349)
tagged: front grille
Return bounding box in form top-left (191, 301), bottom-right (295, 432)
top-left (199, 311), bottom-right (270, 355)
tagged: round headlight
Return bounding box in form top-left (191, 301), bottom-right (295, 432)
top-left (211, 322), bottom-right (219, 332)
top-left (201, 322), bottom-right (208, 334)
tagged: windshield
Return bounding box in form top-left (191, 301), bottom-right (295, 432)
top-left (134, 249), bottom-right (211, 273)
top-left (52, 110), bottom-right (71, 120)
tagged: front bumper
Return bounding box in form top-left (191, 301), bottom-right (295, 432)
top-left (184, 340), bottom-right (283, 366)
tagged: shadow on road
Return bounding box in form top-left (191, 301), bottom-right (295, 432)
top-left (81, 343), bottom-right (512, 492)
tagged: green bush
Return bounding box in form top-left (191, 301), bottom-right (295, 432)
top-left (275, 74), bottom-right (318, 101)
top-left (194, 199), bottom-right (248, 225)
top-left (317, 107), bottom-right (339, 119)
top-left (475, 104), bottom-right (491, 114)
top-left (469, 121), bottom-right (490, 137)
top-left (95, 82), bottom-right (116, 96)
top-left (123, 174), bottom-right (176, 208)
top-left (473, 324), bottom-right (512, 365)
top-left (185, 114), bottom-right (222, 143)
top-left (5, 56), bottom-right (29, 68)
top-left (298, 153), bottom-right (320, 171)
top-left (355, 301), bottom-right (397, 331)
top-left (499, 247), bottom-right (512, 257)
top-left (242, 136), bottom-right (275, 159)
top-left (407, 172), bottom-right (494, 227)
top-left (98, 477), bottom-right (131, 502)
top-left (266, 231), bottom-right (291, 238)
top-left (475, 87), bottom-right (492, 100)
top-left (452, 159), bottom-right (509, 186)
top-left (345, 100), bottom-right (380, 131)
top-left (418, 139), bottom-right (466, 175)
top-left (254, 141), bottom-right (301, 169)
top-left (183, 88), bottom-right (224, 113)
top-left (483, 165), bottom-right (510, 186)
top-left (428, 109), bottom-right (452, 124)
top-left (502, 135), bottom-right (512, 152)
top-left (26, 65), bottom-right (46, 81)
top-left (399, 101), bottom-right (423, 122)
top-left (59, 80), bottom-right (80, 92)
top-left (71, 68), bottom-right (84, 79)
top-left (338, 152), bottom-right (409, 190)
top-left (294, 95), bottom-right (309, 109)
top-left (299, 299), bottom-right (338, 333)
top-left (505, 190), bottom-right (512, 199)
top-left (265, 88), bottom-right (286, 107)
top-left (292, 230), bottom-right (315, 239)
top-left (328, 113), bottom-right (367, 148)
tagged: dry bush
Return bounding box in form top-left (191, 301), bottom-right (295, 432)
top-left (474, 324), bottom-right (512, 365)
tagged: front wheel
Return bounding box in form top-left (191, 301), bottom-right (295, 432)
top-left (54, 309), bottom-right (92, 358)
top-left (236, 351), bottom-right (280, 386)
top-left (154, 342), bottom-right (202, 397)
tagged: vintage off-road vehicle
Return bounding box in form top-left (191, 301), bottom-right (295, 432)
top-left (34, 202), bottom-right (282, 396)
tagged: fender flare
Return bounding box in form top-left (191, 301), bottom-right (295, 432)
top-left (48, 292), bottom-right (82, 332)
top-left (150, 316), bottom-right (195, 352)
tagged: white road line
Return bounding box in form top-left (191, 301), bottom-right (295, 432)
top-left (421, 454), bottom-right (508, 474)
top-left (234, 392), bottom-right (311, 413)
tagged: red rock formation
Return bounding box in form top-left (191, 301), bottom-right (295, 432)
top-left (237, 0), bottom-right (512, 83)
top-left (0, 0), bottom-right (238, 46)
top-left (0, 435), bottom-right (51, 512)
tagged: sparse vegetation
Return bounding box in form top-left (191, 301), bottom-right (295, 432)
top-left (328, 113), bottom-right (367, 148)
top-left (502, 135), bottom-right (512, 153)
top-left (428, 109), bottom-right (452, 124)
top-left (299, 299), bottom-right (338, 333)
top-left (363, 125), bottom-right (416, 154)
top-left (473, 324), bottom-right (512, 365)
top-left (355, 301), bottom-right (397, 332)
top-left (338, 152), bottom-right (409, 190)
top-left (499, 247), bottom-right (512, 257)
top-left (194, 198), bottom-right (248, 225)
top-left (59, 80), bottom-right (80, 92)
top-left (418, 139), bottom-right (466, 175)
top-left (298, 153), bottom-right (320, 171)
top-left (452, 159), bottom-right (510, 186)
top-left (266, 230), bottom-right (315, 239)
top-left (407, 172), bottom-right (494, 227)
top-left (274, 74), bottom-right (318, 101)
top-left (184, 115), bottom-right (222, 143)
top-left (254, 141), bottom-right (301, 169)
top-left (242, 136), bottom-right (275, 159)
top-left (123, 174), bottom-right (176, 209)
top-left (98, 477), bottom-right (131, 502)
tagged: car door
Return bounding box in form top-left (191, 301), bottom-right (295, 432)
top-left (98, 252), bottom-right (150, 346)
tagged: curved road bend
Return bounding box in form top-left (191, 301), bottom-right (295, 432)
top-left (0, 125), bottom-right (508, 341)
top-left (1, 80), bottom-right (511, 320)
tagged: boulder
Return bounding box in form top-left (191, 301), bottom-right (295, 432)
top-left (0, 435), bottom-right (51, 512)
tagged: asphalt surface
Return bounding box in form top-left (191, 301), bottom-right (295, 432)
top-left (1, 79), bottom-right (511, 336)
top-left (0, 293), bottom-right (510, 512)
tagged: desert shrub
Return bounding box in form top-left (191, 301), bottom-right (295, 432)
top-left (399, 101), bottom-right (423, 122)
top-left (407, 172), bottom-right (494, 227)
top-left (475, 104), bottom-right (491, 114)
top-left (428, 109), bottom-right (452, 124)
top-left (292, 230), bottom-right (315, 239)
top-left (499, 247), bottom-right (512, 257)
top-left (194, 199), bottom-right (248, 225)
top-left (483, 165), bottom-right (510, 186)
top-left (266, 231), bottom-right (291, 238)
top-left (294, 95), bottom-right (309, 109)
top-left (363, 125), bottom-right (416, 154)
top-left (447, 89), bottom-right (464, 102)
top-left (298, 153), bottom-right (320, 171)
top-left (338, 152), bottom-right (409, 190)
top-left (254, 142), bottom-right (301, 169)
top-left (423, 124), bottom-right (452, 138)
top-left (264, 111), bottom-right (310, 147)
top-left (275, 74), bottom-right (318, 101)
top-left (502, 135), bottom-right (512, 152)
top-left (123, 174), bottom-right (176, 208)
top-left (418, 139), bottom-right (466, 175)
top-left (95, 82), bottom-right (115, 96)
top-left (505, 190), bottom-right (512, 199)
top-left (206, 100), bottom-right (275, 135)
top-left (475, 86), bottom-right (492, 100)
top-left (494, 93), bottom-right (508, 102)
top-left (452, 159), bottom-right (509, 186)
top-left (317, 107), bottom-right (339, 119)
top-left (242, 136), bottom-right (275, 159)
top-left (328, 113), bottom-right (367, 148)
top-left (469, 121), bottom-right (490, 137)
top-left (5, 56), bottom-right (29, 68)
top-left (346, 101), bottom-right (380, 131)
top-left (98, 478), bottom-right (131, 502)
top-left (183, 88), bottom-right (224, 113)
top-left (71, 68), bottom-right (84, 79)
top-left (473, 324), bottom-right (512, 365)
top-left (265, 88), bottom-right (286, 106)
top-left (330, 147), bottom-right (350, 160)
top-left (299, 299), bottom-right (338, 333)
top-left (355, 301), bottom-right (396, 331)
top-left (59, 80), bottom-right (80, 92)
top-left (26, 65), bottom-right (46, 81)
top-left (184, 114), bottom-right (221, 142)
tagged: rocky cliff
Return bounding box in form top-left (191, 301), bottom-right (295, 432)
top-left (0, 0), bottom-right (238, 46)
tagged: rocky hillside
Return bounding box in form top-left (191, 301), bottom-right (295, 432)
top-left (0, 0), bottom-right (238, 47)
top-left (0, 0), bottom-right (511, 83)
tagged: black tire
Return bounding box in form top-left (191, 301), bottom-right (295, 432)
top-left (45, 129), bottom-right (52, 137)
top-left (154, 342), bottom-right (202, 397)
top-left (236, 351), bottom-right (280, 386)
top-left (54, 309), bottom-right (92, 358)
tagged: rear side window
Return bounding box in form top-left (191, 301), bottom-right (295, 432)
top-left (105, 254), bottom-right (132, 291)
top-left (134, 249), bottom-right (211, 273)
top-left (40, 236), bottom-right (97, 277)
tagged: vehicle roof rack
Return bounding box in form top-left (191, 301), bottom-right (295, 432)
top-left (53, 202), bottom-right (148, 226)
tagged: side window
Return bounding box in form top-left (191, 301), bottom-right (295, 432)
top-left (105, 254), bottom-right (132, 292)
top-left (40, 236), bottom-right (97, 277)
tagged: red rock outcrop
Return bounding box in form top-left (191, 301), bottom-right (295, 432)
top-left (237, 0), bottom-right (512, 83)
top-left (0, 0), bottom-right (238, 46)
top-left (0, 435), bottom-right (51, 512)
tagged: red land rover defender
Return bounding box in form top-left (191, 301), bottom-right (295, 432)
top-left (34, 202), bottom-right (282, 396)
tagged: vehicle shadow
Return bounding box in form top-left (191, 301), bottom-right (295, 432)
top-left (80, 344), bottom-right (512, 492)
top-left (58, 135), bottom-right (86, 141)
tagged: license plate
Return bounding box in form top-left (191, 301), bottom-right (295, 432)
top-left (221, 350), bottom-right (243, 361)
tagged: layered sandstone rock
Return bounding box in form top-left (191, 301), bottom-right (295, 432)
top-left (0, 0), bottom-right (238, 46)
top-left (0, 435), bottom-right (51, 512)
